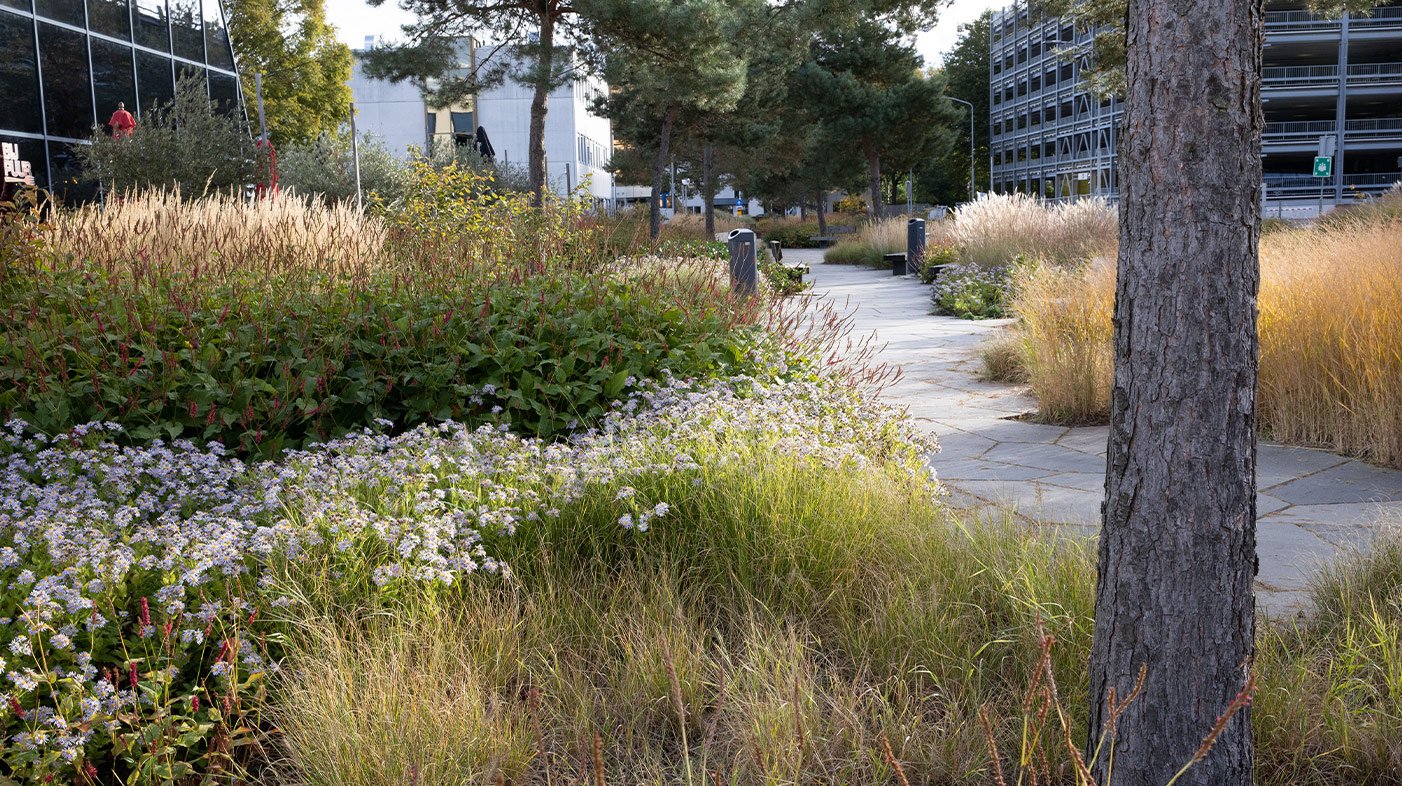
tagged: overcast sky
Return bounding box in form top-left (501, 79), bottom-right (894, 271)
top-left (322, 0), bottom-right (1003, 67)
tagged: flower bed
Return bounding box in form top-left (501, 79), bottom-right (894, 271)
top-left (0, 377), bottom-right (930, 781)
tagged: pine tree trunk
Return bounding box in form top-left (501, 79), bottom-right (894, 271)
top-left (527, 4), bottom-right (555, 207)
top-left (814, 189), bottom-right (827, 236)
top-left (863, 143), bottom-right (883, 218)
top-left (702, 142), bottom-right (715, 238)
top-left (1086, 2), bottom-right (1263, 785)
top-left (649, 104), bottom-right (680, 241)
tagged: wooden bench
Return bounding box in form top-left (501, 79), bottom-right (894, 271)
top-left (809, 226), bottom-right (856, 248)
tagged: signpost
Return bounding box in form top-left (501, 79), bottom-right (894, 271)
top-left (1315, 135), bottom-right (1335, 219)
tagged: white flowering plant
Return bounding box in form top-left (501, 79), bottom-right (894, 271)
top-left (0, 375), bottom-right (935, 782)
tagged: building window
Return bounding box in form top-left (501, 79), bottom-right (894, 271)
top-left (134, 0), bottom-right (170, 51)
top-left (39, 22), bottom-right (93, 139)
top-left (36, 0), bottom-right (84, 26)
top-left (89, 0), bottom-right (133, 40)
top-left (91, 38), bottom-right (137, 132)
top-left (0, 13), bottom-right (44, 135)
top-left (170, 0), bottom-right (203, 63)
top-left (135, 48), bottom-right (174, 113)
top-left (209, 70), bottom-right (238, 114)
top-left (203, 0), bottom-right (233, 69)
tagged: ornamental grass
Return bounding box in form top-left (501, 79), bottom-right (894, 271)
top-left (992, 195), bottom-right (1402, 466)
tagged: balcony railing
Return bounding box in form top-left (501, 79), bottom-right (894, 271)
top-left (1262, 62), bottom-right (1402, 88)
top-left (1264, 172), bottom-right (1402, 193)
top-left (1352, 6), bottom-right (1402, 29)
top-left (1263, 117), bottom-right (1402, 141)
top-left (1264, 6), bottom-right (1402, 31)
top-left (1264, 10), bottom-right (1340, 31)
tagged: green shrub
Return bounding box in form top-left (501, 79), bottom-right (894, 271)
top-left (823, 241), bottom-right (882, 266)
top-left (754, 218), bottom-right (821, 248)
top-left (919, 244), bottom-right (959, 283)
top-left (0, 266), bottom-right (773, 455)
top-left (78, 76), bottom-right (260, 195)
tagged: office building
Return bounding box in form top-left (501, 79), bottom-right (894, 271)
top-left (348, 36), bottom-right (480, 156)
top-left (988, 1), bottom-right (1402, 213)
top-left (347, 39), bottom-right (616, 206)
top-left (0, 0), bottom-right (242, 196)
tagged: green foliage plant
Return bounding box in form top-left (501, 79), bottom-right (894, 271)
top-left (78, 76), bottom-right (260, 196)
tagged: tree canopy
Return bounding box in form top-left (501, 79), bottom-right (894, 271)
top-left (227, 0), bottom-right (353, 144)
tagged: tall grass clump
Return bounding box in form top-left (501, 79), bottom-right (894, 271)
top-left (951, 193), bottom-right (1117, 268)
top-left (993, 209), bottom-right (1402, 461)
top-left (268, 378), bottom-right (1102, 785)
top-left (823, 216), bottom-right (910, 267)
top-left (47, 189), bottom-right (387, 278)
top-left (1255, 522), bottom-right (1402, 784)
top-left (1006, 260), bottom-right (1116, 423)
top-left (1258, 219), bottom-right (1402, 466)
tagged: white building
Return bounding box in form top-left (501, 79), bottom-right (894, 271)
top-left (347, 37), bottom-right (480, 157)
top-left (474, 44), bottom-right (615, 204)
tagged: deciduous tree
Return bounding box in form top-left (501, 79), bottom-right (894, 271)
top-left (226, 0), bottom-right (352, 144)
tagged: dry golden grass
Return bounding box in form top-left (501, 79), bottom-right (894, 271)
top-left (998, 205), bottom-right (1402, 466)
top-left (1259, 220), bottom-right (1402, 466)
top-left (952, 193), bottom-right (1118, 268)
top-left (1007, 261), bottom-right (1116, 424)
top-left (47, 189), bottom-right (387, 281)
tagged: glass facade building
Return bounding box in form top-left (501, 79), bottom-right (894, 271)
top-left (0, 0), bottom-right (241, 196)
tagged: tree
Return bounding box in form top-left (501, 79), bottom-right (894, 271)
top-left (794, 22), bottom-right (952, 217)
top-left (227, 0), bottom-right (352, 144)
top-left (79, 76), bottom-right (260, 194)
top-left (361, 0), bottom-right (584, 205)
top-left (918, 11), bottom-right (990, 205)
top-left (1085, 1), bottom-right (1262, 783)
top-left (593, 0), bottom-right (757, 238)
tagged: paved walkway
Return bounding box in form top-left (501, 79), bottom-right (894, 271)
top-left (791, 249), bottom-right (1402, 613)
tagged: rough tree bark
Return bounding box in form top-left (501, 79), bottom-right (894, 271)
top-left (862, 143), bottom-right (883, 217)
top-left (814, 189), bottom-right (827, 236)
top-left (1086, 2), bottom-right (1263, 785)
top-left (649, 104), bottom-right (681, 240)
top-left (526, 1), bottom-right (555, 207)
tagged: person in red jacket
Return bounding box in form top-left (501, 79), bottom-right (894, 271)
top-left (108, 102), bottom-right (136, 138)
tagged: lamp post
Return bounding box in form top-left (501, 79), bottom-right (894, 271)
top-left (944, 96), bottom-right (977, 204)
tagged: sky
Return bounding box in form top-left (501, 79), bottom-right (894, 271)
top-left (322, 0), bottom-right (1004, 67)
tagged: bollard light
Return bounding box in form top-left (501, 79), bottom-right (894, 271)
top-left (727, 228), bottom-right (758, 297)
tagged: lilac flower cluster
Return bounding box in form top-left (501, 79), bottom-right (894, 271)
top-left (0, 376), bottom-right (935, 773)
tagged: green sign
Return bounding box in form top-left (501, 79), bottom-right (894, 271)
top-left (1313, 156), bottom-right (1333, 178)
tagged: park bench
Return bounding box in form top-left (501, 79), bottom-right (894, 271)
top-left (808, 225), bottom-right (856, 248)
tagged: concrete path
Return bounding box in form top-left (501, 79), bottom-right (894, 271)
top-left (790, 249), bottom-right (1402, 613)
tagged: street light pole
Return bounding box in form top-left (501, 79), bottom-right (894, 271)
top-left (944, 96), bottom-right (977, 204)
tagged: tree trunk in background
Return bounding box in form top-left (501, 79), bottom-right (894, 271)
top-left (814, 189), bottom-right (827, 236)
top-left (649, 104), bottom-right (681, 240)
top-left (799, 200), bottom-right (807, 220)
top-left (1087, 1), bottom-right (1263, 785)
top-left (702, 142), bottom-right (715, 238)
top-left (527, 5), bottom-right (555, 207)
top-left (863, 143), bottom-right (883, 218)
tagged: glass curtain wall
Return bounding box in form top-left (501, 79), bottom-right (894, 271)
top-left (0, 0), bottom-right (242, 197)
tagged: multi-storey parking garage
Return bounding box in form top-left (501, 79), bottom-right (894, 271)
top-left (989, 1), bottom-right (1402, 212)
top-left (0, 0), bottom-right (242, 199)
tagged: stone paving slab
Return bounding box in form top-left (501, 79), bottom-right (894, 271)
top-left (794, 250), bottom-right (1402, 615)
